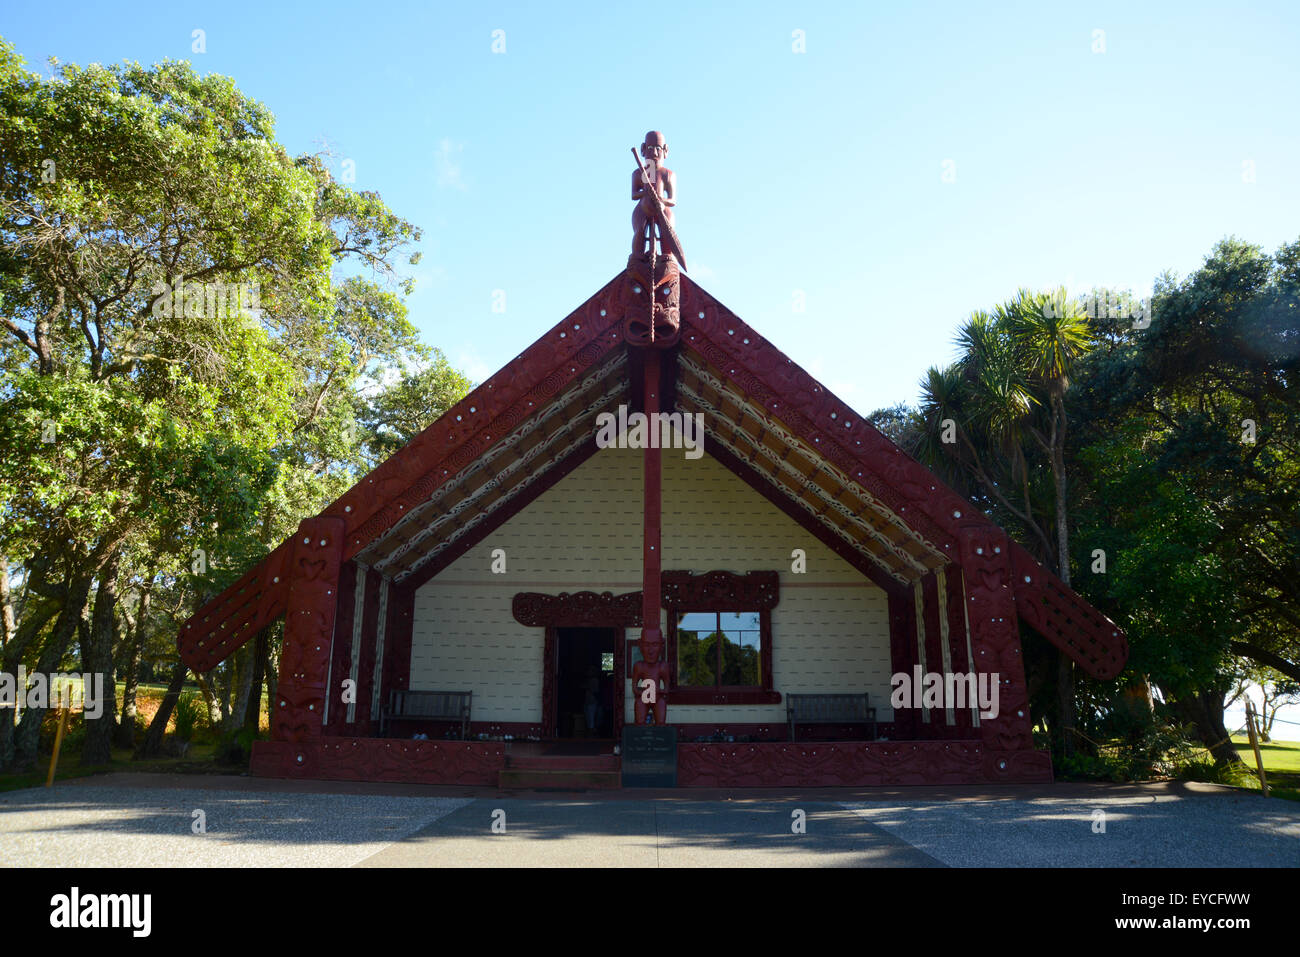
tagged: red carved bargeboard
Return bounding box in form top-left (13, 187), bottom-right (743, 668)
top-left (1009, 541), bottom-right (1128, 680)
top-left (677, 277), bottom-right (1128, 679)
top-left (178, 276), bottom-right (630, 673)
top-left (677, 741), bottom-right (1053, 786)
top-left (177, 539), bottom-right (290, 672)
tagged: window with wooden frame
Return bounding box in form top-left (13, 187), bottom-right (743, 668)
top-left (662, 570), bottom-right (781, 705)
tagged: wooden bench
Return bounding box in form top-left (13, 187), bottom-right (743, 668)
top-left (787, 693), bottom-right (877, 742)
top-left (381, 690), bottom-right (472, 739)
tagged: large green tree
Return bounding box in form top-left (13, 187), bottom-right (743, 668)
top-left (1070, 237), bottom-right (1300, 762)
top-left (0, 42), bottom-right (434, 769)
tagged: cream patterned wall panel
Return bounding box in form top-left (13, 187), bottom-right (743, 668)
top-left (412, 445), bottom-right (893, 726)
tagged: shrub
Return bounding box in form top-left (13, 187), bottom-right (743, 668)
top-left (171, 692), bottom-right (202, 743)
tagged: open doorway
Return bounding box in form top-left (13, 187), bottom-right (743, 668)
top-left (555, 627), bottom-right (617, 739)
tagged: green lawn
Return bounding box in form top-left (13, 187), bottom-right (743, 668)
top-left (1233, 734), bottom-right (1300, 801)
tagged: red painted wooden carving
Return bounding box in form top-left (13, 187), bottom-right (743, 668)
top-left (678, 277), bottom-right (1126, 670)
top-left (632, 632), bottom-right (670, 726)
top-left (324, 561), bottom-right (358, 736)
top-left (177, 540), bottom-right (289, 672)
top-left (677, 741), bottom-right (1052, 786)
top-left (180, 276), bottom-right (629, 651)
top-left (956, 526), bottom-right (1035, 753)
top-left (258, 516), bottom-right (345, 777)
top-left (1008, 541), bottom-right (1128, 679)
top-left (254, 738), bottom-right (506, 786)
top-left (621, 256), bottom-right (681, 347)
top-left (660, 570), bottom-right (780, 610)
top-left (512, 591), bottom-right (643, 628)
top-left (887, 589), bottom-right (921, 740)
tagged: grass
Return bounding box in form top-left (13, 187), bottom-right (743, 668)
top-left (1232, 734), bottom-right (1300, 801)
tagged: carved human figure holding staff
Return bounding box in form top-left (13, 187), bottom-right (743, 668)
top-left (631, 131), bottom-right (678, 262)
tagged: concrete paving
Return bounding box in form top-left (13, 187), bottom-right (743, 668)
top-left (1, 774), bottom-right (1296, 867)
top-left (355, 799), bottom-right (938, 867)
top-left (0, 784), bottom-right (470, 868)
top-left (842, 792), bottom-right (1300, 868)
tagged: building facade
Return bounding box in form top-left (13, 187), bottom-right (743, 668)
top-left (177, 271), bottom-right (1128, 787)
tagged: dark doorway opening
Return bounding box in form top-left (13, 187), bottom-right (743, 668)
top-left (556, 627), bottom-right (617, 738)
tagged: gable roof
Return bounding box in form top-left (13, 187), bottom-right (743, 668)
top-left (178, 273), bottom-right (1128, 680)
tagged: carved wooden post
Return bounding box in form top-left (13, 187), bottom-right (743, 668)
top-left (887, 589), bottom-right (920, 739)
top-left (270, 515), bottom-right (345, 775)
top-left (642, 349), bottom-right (662, 641)
top-left (956, 526), bottom-right (1035, 767)
top-left (636, 349), bottom-right (669, 726)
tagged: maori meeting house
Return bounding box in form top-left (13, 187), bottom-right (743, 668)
top-left (176, 133), bottom-right (1128, 788)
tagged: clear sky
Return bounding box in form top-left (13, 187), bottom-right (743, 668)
top-left (6, 0), bottom-right (1298, 415)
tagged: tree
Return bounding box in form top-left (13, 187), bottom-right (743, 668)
top-left (0, 44), bottom-right (426, 769)
top-left (1070, 237), bottom-right (1300, 763)
top-left (913, 289), bottom-right (1094, 756)
top-left (357, 351), bottom-right (473, 466)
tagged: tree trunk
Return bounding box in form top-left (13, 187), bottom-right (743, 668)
top-left (114, 575), bottom-right (151, 749)
top-left (81, 552), bottom-right (122, 765)
top-left (265, 637), bottom-right (278, 731)
top-left (0, 555), bottom-right (15, 651)
top-left (0, 596), bottom-right (60, 770)
top-left (1118, 675), bottom-right (1155, 721)
top-left (13, 573), bottom-right (95, 770)
top-left (1170, 688), bottom-right (1243, 766)
top-left (135, 660), bottom-right (188, 759)
top-left (224, 643), bottom-right (256, 736)
top-left (195, 670), bottom-right (222, 725)
top-left (243, 628), bottom-right (268, 731)
top-left (1050, 389), bottom-right (1076, 758)
top-left (217, 657), bottom-right (234, 724)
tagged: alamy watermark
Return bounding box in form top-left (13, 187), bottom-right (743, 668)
top-left (1042, 291), bottom-right (1152, 329)
top-left (150, 277), bottom-right (261, 320)
top-left (0, 667), bottom-right (106, 718)
top-left (595, 404), bottom-right (704, 460)
top-left (890, 667), bottom-right (1000, 719)
top-left (50, 887), bottom-right (151, 937)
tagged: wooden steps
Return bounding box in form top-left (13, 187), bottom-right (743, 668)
top-left (498, 747), bottom-right (621, 789)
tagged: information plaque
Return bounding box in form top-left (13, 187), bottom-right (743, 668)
top-left (621, 725), bottom-right (678, 787)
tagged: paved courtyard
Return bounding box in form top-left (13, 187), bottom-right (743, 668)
top-left (1, 775), bottom-right (1296, 867)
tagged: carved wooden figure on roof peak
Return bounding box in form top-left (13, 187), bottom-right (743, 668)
top-left (624, 130), bottom-right (684, 348)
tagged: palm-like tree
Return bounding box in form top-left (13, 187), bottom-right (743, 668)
top-left (914, 288), bottom-right (1093, 757)
top-left (915, 311), bottom-right (1054, 561)
top-left (1002, 289), bottom-right (1093, 759)
top-left (998, 288), bottom-right (1093, 587)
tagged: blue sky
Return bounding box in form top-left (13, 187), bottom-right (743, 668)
top-left (7, 0), bottom-right (1298, 415)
